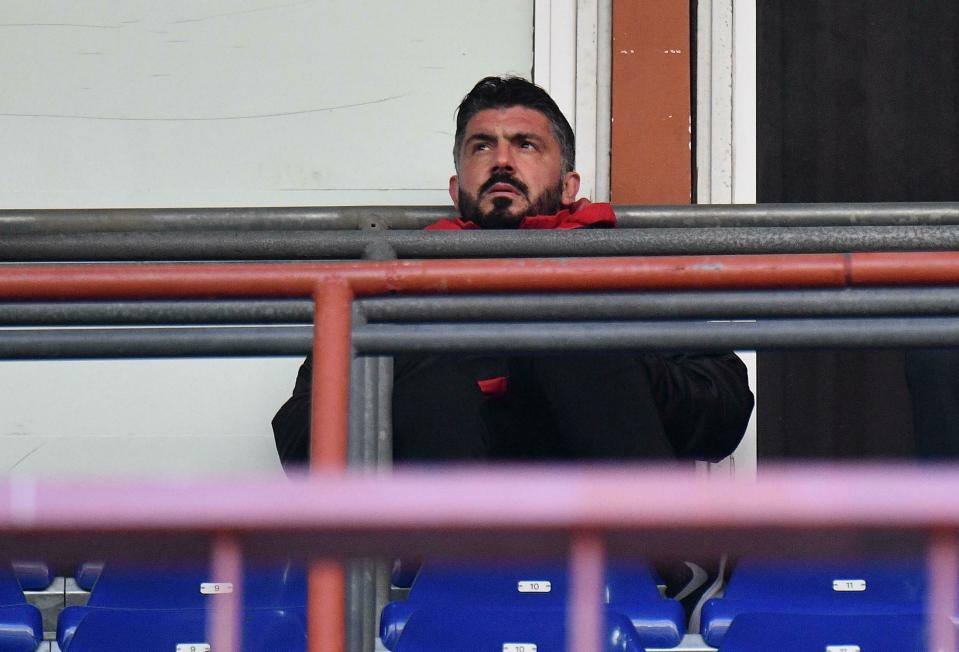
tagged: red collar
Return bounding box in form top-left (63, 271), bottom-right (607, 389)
top-left (426, 198), bottom-right (616, 230)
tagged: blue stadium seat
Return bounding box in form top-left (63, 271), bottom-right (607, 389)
top-left (701, 557), bottom-right (925, 646)
top-left (0, 565), bottom-right (42, 652)
top-left (394, 607), bottom-right (644, 652)
top-left (58, 561), bottom-right (306, 650)
top-left (63, 607), bottom-right (306, 652)
top-left (391, 558), bottom-right (421, 589)
top-left (380, 561), bottom-right (684, 650)
top-left (73, 561), bottom-right (103, 592)
top-left (10, 561), bottom-right (52, 591)
top-left (717, 612), bottom-right (928, 651)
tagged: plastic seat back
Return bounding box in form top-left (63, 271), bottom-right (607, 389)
top-left (10, 561), bottom-right (52, 592)
top-left (74, 562), bottom-right (104, 592)
top-left (718, 612), bottom-right (927, 651)
top-left (63, 607), bottom-right (305, 652)
top-left (380, 561), bottom-right (683, 650)
top-left (0, 565), bottom-right (43, 652)
top-left (701, 557), bottom-right (925, 646)
top-left (58, 561), bottom-right (305, 649)
top-left (394, 607), bottom-right (643, 652)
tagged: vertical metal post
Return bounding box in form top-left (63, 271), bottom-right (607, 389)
top-left (208, 535), bottom-right (243, 652)
top-left (347, 351), bottom-right (367, 652)
top-left (311, 279), bottom-right (354, 470)
top-left (567, 531), bottom-right (605, 652)
top-left (309, 279), bottom-right (354, 652)
top-left (373, 355), bottom-right (395, 637)
top-left (927, 529), bottom-right (958, 652)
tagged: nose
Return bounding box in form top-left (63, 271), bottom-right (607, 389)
top-left (491, 142), bottom-right (515, 172)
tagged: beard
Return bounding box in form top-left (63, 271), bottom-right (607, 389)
top-left (457, 173), bottom-right (566, 229)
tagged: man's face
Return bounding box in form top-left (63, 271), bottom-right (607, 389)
top-left (450, 106), bottom-right (580, 228)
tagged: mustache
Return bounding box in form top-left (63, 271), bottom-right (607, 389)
top-left (479, 172), bottom-right (529, 198)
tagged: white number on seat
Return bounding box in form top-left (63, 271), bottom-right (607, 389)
top-left (825, 645), bottom-right (860, 652)
top-left (517, 580), bottom-right (551, 593)
top-left (831, 579), bottom-right (866, 592)
top-left (176, 644), bottom-right (211, 652)
top-left (200, 582), bottom-right (234, 594)
top-left (503, 644), bottom-right (537, 652)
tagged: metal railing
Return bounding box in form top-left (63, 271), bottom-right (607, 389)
top-left (3, 251), bottom-right (959, 650)
top-left (5, 202), bottom-right (959, 260)
top-left (4, 203), bottom-right (959, 651)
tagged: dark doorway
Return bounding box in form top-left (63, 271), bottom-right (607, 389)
top-left (757, 1), bottom-right (959, 458)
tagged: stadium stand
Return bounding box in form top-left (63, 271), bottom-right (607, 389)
top-left (379, 561), bottom-right (683, 650)
top-left (9, 565), bottom-right (51, 594)
top-left (62, 608), bottom-right (306, 652)
top-left (716, 612), bottom-right (929, 651)
top-left (57, 562), bottom-right (305, 650)
top-left (700, 557), bottom-right (927, 646)
top-left (390, 607), bottom-right (645, 652)
top-left (0, 565), bottom-right (42, 652)
top-left (70, 564), bottom-right (102, 594)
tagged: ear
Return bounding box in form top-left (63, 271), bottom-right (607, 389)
top-left (448, 175), bottom-right (460, 209)
top-left (561, 171), bottom-right (581, 204)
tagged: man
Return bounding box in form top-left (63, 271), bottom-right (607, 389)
top-left (273, 76), bottom-right (754, 466)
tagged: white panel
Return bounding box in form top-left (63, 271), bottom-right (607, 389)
top-left (696, 0), bottom-right (734, 204)
top-left (697, 0), bottom-right (758, 478)
top-left (0, 0), bottom-right (534, 209)
top-left (0, 0), bottom-right (535, 477)
top-left (0, 357), bottom-right (296, 477)
top-left (534, 0), bottom-right (576, 124)
top-left (573, 0), bottom-right (598, 200)
top-left (731, 0), bottom-right (757, 204)
top-left (534, 0), bottom-right (610, 201)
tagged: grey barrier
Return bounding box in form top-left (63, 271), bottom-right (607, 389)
top-left (4, 203), bottom-right (959, 260)
top-left (5, 202), bottom-right (959, 651)
top-left (6, 287), bottom-right (959, 326)
top-left (7, 225), bottom-right (959, 260)
top-left (4, 316), bottom-right (959, 359)
top-left (4, 202), bottom-right (959, 232)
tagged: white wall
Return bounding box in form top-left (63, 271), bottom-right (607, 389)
top-left (0, 0), bottom-right (534, 477)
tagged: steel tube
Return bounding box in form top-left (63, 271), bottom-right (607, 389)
top-left (311, 281), bottom-right (353, 469)
top-left (5, 203), bottom-right (959, 234)
top-left (208, 535), bottom-right (243, 652)
top-left (0, 299), bottom-right (313, 326)
top-left (568, 532), bottom-right (605, 652)
top-left (359, 287), bottom-right (959, 321)
top-left (8, 286), bottom-right (959, 326)
top-left (354, 317), bottom-right (959, 353)
top-left (11, 317), bottom-right (959, 358)
top-left (927, 531), bottom-right (958, 652)
top-left (0, 205), bottom-right (447, 234)
top-left (309, 561), bottom-right (345, 652)
top-left (0, 326), bottom-right (309, 358)
top-left (3, 465), bottom-right (959, 548)
top-left (10, 225), bottom-right (959, 260)
top-left (0, 255), bottom-right (853, 301)
top-left (309, 281), bottom-right (352, 652)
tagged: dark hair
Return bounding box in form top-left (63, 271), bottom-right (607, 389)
top-left (453, 76), bottom-right (575, 175)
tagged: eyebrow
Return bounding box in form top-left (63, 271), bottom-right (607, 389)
top-left (464, 131), bottom-right (545, 147)
top-left (464, 132), bottom-right (496, 147)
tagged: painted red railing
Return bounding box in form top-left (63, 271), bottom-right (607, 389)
top-left (3, 251), bottom-right (959, 651)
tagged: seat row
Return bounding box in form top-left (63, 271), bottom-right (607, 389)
top-left (0, 557), bottom-right (948, 651)
top-left (382, 557), bottom-right (942, 651)
top-left (2, 561), bottom-right (306, 652)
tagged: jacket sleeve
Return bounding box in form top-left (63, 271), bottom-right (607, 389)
top-left (642, 352), bottom-right (754, 462)
top-left (271, 355), bottom-right (313, 467)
